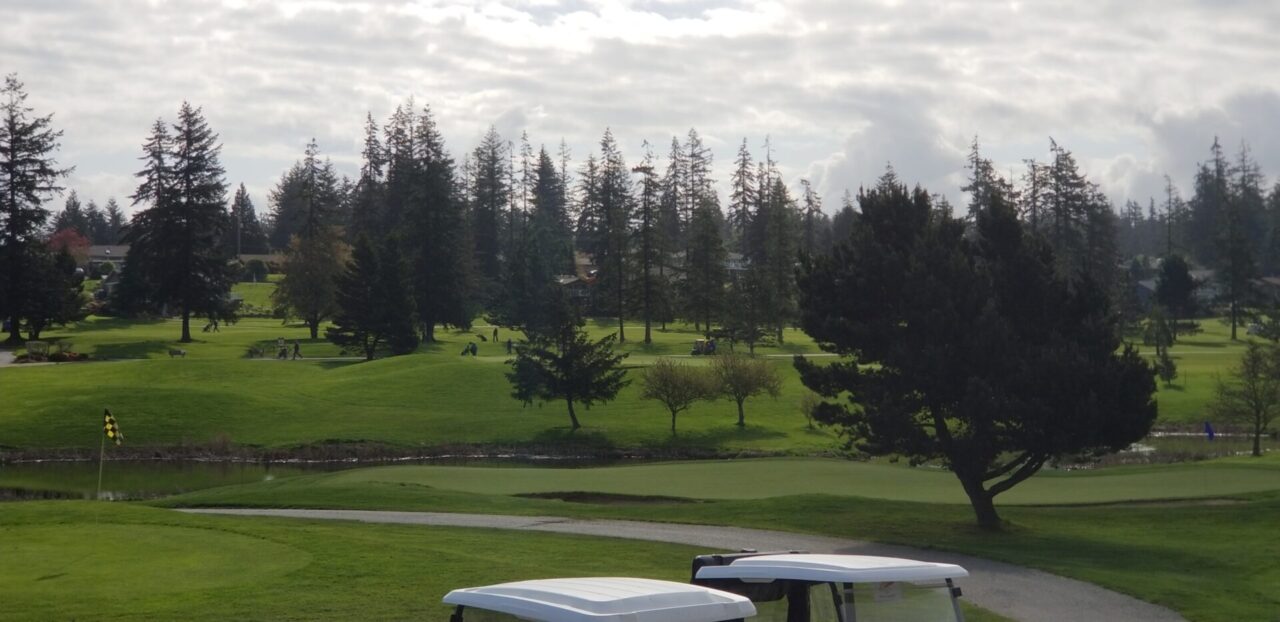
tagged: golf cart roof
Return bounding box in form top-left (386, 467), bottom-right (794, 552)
top-left (443, 577), bottom-right (757, 622)
top-left (694, 554), bottom-right (968, 584)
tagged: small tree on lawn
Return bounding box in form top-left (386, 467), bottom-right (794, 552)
top-left (1209, 341), bottom-right (1280, 457)
top-left (507, 297), bottom-right (630, 431)
top-left (273, 226), bottom-right (348, 339)
top-left (712, 352), bottom-right (781, 427)
top-left (641, 357), bottom-right (716, 433)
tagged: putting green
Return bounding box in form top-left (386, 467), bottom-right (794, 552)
top-left (0, 523), bottom-right (310, 617)
top-left (317, 458), bottom-right (1280, 505)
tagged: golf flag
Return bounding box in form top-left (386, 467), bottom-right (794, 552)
top-left (1204, 421), bottom-right (1215, 441)
top-left (104, 409), bottom-right (123, 446)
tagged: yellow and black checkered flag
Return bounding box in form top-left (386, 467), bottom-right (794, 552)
top-left (103, 409), bottom-right (123, 446)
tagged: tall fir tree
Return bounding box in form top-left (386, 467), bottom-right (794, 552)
top-left (349, 112), bottom-right (385, 243)
top-left (123, 104), bottom-right (231, 342)
top-left (103, 197), bottom-right (125, 245)
top-left (227, 183), bottom-right (269, 255)
top-left (327, 234), bottom-right (418, 360)
top-left (681, 197), bottom-right (726, 333)
top-left (728, 138), bottom-right (756, 252)
top-left (405, 104), bottom-right (473, 342)
top-left (1188, 138), bottom-right (1231, 267)
top-left (470, 126), bottom-right (508, 288)
top-left (630, 142), bottom-right (666, 344)
top-left (0, 74), bottom-right (71, 343)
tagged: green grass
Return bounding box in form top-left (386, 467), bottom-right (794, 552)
top-left (155, 458), bottom-right (1280, 622)
top-left (230, 281), bottom-right (277, 309)
top-left (244, 457), bottom-right (1280, 505)
top-left (0, 317), bottom-right (833, 453)
top-left (0, 502), bottom-right (1008, 621)
top-left (1141, 319), bottom-right (1260, 424)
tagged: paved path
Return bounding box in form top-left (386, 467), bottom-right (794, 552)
top-left (180, 508), bottom-right (1183, 622)
top-left (0, 350), bottom-right (13, 367)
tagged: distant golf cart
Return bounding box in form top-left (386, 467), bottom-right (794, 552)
top-left (692, 552), bottom-right (969, 622)
top-left (443, 577), bottom-right (757, 621)
top-left (691, 338), bottom-right (718, 355)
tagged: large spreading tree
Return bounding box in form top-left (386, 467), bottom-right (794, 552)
top-left (123, 104), bottom-right (233, 342)
top-left (794, 171), bottom-right (1157, 529)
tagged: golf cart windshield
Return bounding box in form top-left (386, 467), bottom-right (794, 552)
top-left (748, 581), bottom-right (960, 622)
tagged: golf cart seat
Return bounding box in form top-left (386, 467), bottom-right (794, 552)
top-left (444, 576), bottom-right (757, 622)
top-left (692, 552), bottom-right (969, 622)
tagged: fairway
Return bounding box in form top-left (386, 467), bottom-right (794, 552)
top-left (182, 456), bottom-right (1280, 506)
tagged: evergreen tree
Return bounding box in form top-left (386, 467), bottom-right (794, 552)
top-left (268, 139), bottom-right (342, 249)
top-left (1216, 143), bottom-right (1262, 340)
top-left (123, 104), bottom-right (232, 342)
top-left (528, 147), bottom-right (573, 274)
top-left (104, 198), bottom-right (125, 245)
top-left (1265, 183), bottom-right (1280, 275)
top-left (830, 190), bottom-right (857, 245)
top-left (20, 247), bottom-right (83, 340)
top-left (577, 130), bottom-right (632, 340)
top-left (728, 138), bottom-right (755, 251)
top-left (349, 112), bottom-right (385, 243)
top-left (405, 104), bottom-right (473, 342)
top-left (681, 198), bottom-right (726, 333)
top-left (227, 183), bottom-right (269, 255)
top-left (630, 142), bottom-right (666, 344)
top-left (507, 297), bottom-right (630, 431)
top-left (747, 176), bottom-right (800, 342)
top-left (1155, 254), bottom-right (1196, 330)
top-left (1188, 139), bottom-right (1231, 266)
top-left (326, 235), bottom-right (418, 360)
top-left (84, 199), bottom-right (111, 244)
top-left (0, 74), bottom-right (71, 343)
top-left (470, 126), bottom-right (508, 287)
top-left (52, 190), bottom-right (87, 236)
top-left (799, 178), bottom-right (824, 253)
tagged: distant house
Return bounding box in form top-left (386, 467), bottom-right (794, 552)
top-left (88, 245), bottom-right (129, 266)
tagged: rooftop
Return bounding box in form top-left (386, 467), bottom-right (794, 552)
top-left (443, 577), bottom-right (756, 622)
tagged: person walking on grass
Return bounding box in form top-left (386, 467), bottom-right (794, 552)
top-left (276, 337), bottom-right (287, 360)
top-left (506, 338), bottom-right (513, 355)
top-left (292, 340), bottom-right (302, 360)
top-left (492, 327), bottom-right (498, 341)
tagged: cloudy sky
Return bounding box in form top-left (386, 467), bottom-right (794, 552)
top-left (4, 0), bottom-right (1280, 217)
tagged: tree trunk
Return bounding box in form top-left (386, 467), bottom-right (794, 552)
top-left (567, 399), bottom-right (581, 431)
top-left (670, 408), bottom-right (678, 434)
top-left (736, 398), bottom-right (746, 427)
top-left (6, 315), bottom-right (20, 344)
top-left (957, 474), bottom-right (1003, 530)
top-left (180, 307), bottom-right (192, 343)
top-left (1230, 301), bottom-right (1238, 341)
top-left (308, 318), bottom-right (319, 340)
top-left (422, 322), bottom-right (436, 343)
top-left (1254, 423), bottom-right (1262, 457)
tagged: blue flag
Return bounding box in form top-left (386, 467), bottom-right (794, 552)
top-left (1204, 421), bottom-right (1215, 441)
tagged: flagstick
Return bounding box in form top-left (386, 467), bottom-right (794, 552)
top-left (96, 430), bottom-right (106, 501)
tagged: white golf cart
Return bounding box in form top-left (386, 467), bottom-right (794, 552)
top-left (442, 576), bottom-right (757, 622)
top-left (691, 552), bottom-right (969, 622)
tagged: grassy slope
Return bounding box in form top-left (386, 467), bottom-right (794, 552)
top-left (157, 458), bottom-right (1280, 622)
top-left (0, 317), bottom-right (833, 452)
top-left (0, 502), bottom-right (1007, 622)
top-left (286, 457), bottom-right (1280, 505)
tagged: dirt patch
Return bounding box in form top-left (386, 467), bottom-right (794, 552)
top-left (515, 491), bottom-right (702, 505)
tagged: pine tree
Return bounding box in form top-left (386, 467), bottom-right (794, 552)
top-left (52, 190), bottom-right (87, 236)
top-left (1216, 143), bottom-right (1263, 340)
top-left (405, 104), bottom-right (473, 342)
top-left (273, 225), bottom-right (347, 339)
top-left (507, 298), bottom-right (630, 431)
top-left (349, 112), bottom-right (385, 243)
top-left (0, 74), bottom-right (71, 343)
top-left (123, 104), bottom-right (231, 342)
top-left (1188, 138), bottom-right (1231, 266)
top-left (577, 130), bottom-right (632, 340)
top-left (528, 147), bottom-right (573, 274)
top-left (630, 142), bottom-right (665, 344)
top-left (470, 126), bottom-right (508, 287)
top-left (728, 138), bottom-right (755, 252)
top-left (104, 198), bottom-right (125, 245)
top-left (228, 183), bottom-right (269, 255)
top-left (681, 197), bottom-right (726, 333)
top-left (327, 235), bottom-right (417, 360)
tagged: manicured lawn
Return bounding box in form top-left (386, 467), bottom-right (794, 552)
top-left (156, 459), bottom-right (1280, 622)
top-left (1141, 319), bottom-right (1260, 424)
top-left (0, 317), bottom-right (832, 453)
top-left (0, 502), bottom-right (1009, 621)
top-left (252, 457), bottom-right (1280, 505)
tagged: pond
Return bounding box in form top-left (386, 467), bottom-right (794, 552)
top-left (0, 455), bottom-right (622, 501)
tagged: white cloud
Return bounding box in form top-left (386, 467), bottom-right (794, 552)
top-left (1, 0), bottom-right (1278, 216)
